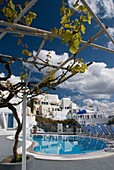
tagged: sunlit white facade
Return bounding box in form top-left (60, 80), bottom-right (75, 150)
top-left (0, 96), bottom-right (35, 130)
top-left (68, 105), bottom-right (114, 125)
top-left (31, 94), bottom-right (78, 120)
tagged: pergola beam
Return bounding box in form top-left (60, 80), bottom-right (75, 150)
top-left (25, 37), bottom-right (48, 88)
top-left (53, 62), bottom-right (93, 88)
top-left (0, 3), bottom-right (113, 168)
top-left (0, 24), bottom-right (113, 54)
top-left (0, 27), bottom-right (46, 37)
top-left (0, 2), bottom-right (39, 170)
top-left (35, 29), bottom-right (106, 88)
top-left (80, 0), bottom-right (114, 44)
top-left (0, 20), bottom-right (54, 37)
top-left (81, 40), bottom-right (114, 53)
top-left (0, 0), bottom-right (38, 40)
top-left (0, 25), bottom-right (112, 90)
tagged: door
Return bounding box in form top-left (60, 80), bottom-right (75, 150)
top-left (8, 113), bottom-right (13, 128)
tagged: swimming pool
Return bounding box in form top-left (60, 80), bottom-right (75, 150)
top-left (29, 135), bottom-right (108, 155)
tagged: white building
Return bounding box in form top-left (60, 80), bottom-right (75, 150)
top-left (52, 98), bottom-right (78, 120)
top-left (0, 95), bottom-right (23, 129)
top-left (31, 94), bottom-right (78, 120)
top-left (68, 105), bottom-right (114, 125)
top-left (0, 96), bottom-right (36, 130)
top-left (31, 94), bottom-right (60, 117)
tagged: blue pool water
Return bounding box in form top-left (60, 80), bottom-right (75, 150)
top-left (29, 135), bottom-right (108, 155)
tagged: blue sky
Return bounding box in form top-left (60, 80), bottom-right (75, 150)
top-left (0, 0), bottom-right (114, 110)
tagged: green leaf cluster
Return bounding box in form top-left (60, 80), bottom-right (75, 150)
top-left (2, 0), bottom-right (37, 25)
top-left (24, 11), bottom-right (37, 26)
top-left (71, 60), bottom-right (87, 75)
top-left (0, 0), bottom-right (4, 5)
top-left (51, 0), bottom-right (92, 54)
top-left (43, 70), bottom-right (55, 86)
top-left (2, 0), bottom-right (18, 22)
top-left (76, 3), bottom-right (92, 24)
top-left (22, 49), bottom-right (32, 57)
top-left (16, 154), bottom-right (29, 162)
top-left (1, 0), bottom-right (37, 63)
top-left (20, 72), bottom-right (28, 81)
top-left (6, 80), bottom-right (13, 89)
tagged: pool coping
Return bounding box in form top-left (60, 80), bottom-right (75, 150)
top-left (7, 134), bottom-right (114, 160)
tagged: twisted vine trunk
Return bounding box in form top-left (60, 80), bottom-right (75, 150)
top-left (7, 103), bottom-right (22, 162)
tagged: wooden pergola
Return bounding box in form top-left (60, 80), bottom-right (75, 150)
top-left (0, 1), bottom-right (114, 88)
top-left (0, 0), bottom-right (114, 170)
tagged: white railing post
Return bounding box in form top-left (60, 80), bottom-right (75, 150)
top-left (22, 93), bottom-right (27, 170)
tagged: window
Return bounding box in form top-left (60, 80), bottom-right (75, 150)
top-left (65, 107), bottom-right (70, 109)
top-left (94, 115), bottom-right (96, 118)
top-left (34, 101), bottom-right (38, 104)
top-left (36, 109), bottom-right (39, 115)
top-left (55, 108), bottom-right (59, 111)
top-left (41, 102), bottom-right (48, 105)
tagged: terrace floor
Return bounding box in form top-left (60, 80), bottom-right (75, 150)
top-left (0, 130), bottom-right (114, 170)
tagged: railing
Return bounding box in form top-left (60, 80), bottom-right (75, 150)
top-left (36, 123), bottom-right (81, 134)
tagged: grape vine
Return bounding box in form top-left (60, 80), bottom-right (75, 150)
top-left (51, 0), bottom-right (92, 54)
top-left (2, 0), bottom-right (37, 25)
top-left (1, 0), bottom-right (37, 58)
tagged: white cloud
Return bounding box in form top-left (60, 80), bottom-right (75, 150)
top-left (27, 50), bottom-right (79, 79)
top-left (0, 73), bottom-right (20, 84)
top-left (107, 27), bottom-right (114, 37)
top-left (0, 73), bottom-right (21, 105)
top-left (25, 50), bottom-right (114, 101)
top-left (59, 62), bottom-right (114, 99)
top-left (0, 73), bottom-right (5, 78)
top-left (107, 27), bottom-right (114, 50)
top-left (31, 50), bottom-right (69, 77)
top-left (33, 50), bottom-right (69, 66)
top-left (83, 98), bottom-right (108, 107)
top-left (0, 73), bottom-right (20, 91)
top-left (98, 0), bottom-right (114, 18)
top-left (68, 0), bottom-right (77, 8)
top-left (8, 75), bottom-right (21, 84)
top-left (107, 41), bottom-right (114, 50)
top-left (83, 98), bottom-right (114, 112)
top-left (68, 0), bottom-right (114, 19)
top-left (72, 94), bottom-right (85, 101)
top-left (67, 94), bottom-right (85, 103)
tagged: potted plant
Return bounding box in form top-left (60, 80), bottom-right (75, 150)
top-left (0, 0), bottom-right (92, 169)
top-left (33, 125), bottom-right (38, 134)
top-left (0, 154), bottom-right (35, 170)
